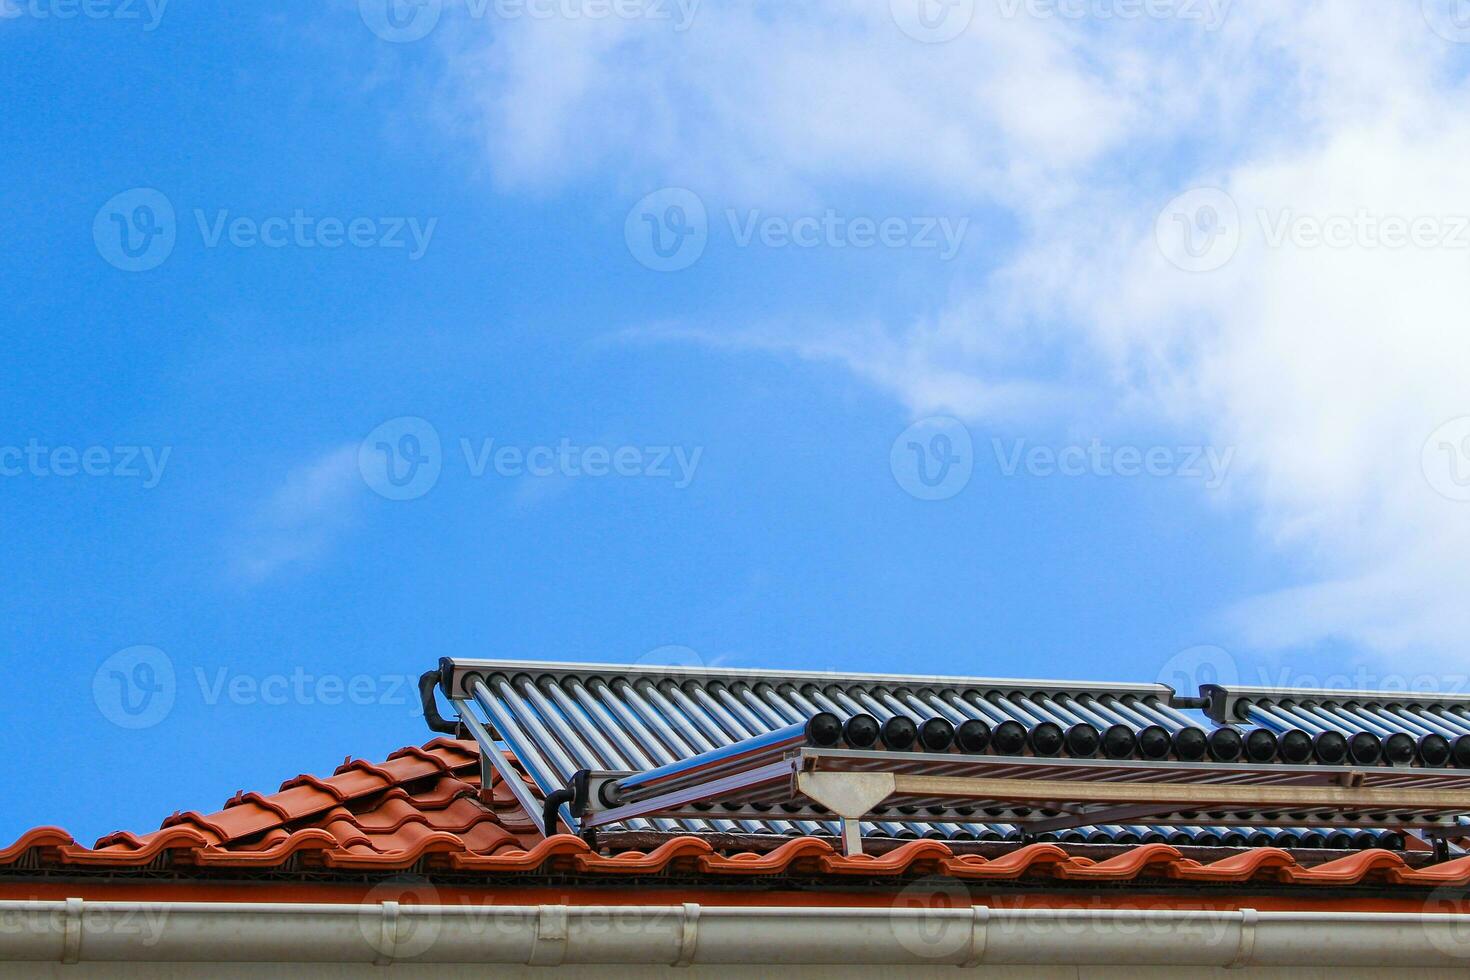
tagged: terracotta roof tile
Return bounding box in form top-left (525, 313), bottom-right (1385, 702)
top-left (697, 836), bottom-right (834, 875)
top-left (575, 837), bottom-right (715, 875)
top-left (1162, 847), bottom-right (1297, 882)
top-left (1274, 849), bottom-right (1409, 886)
top-left (0, 827), bottom-right (73, 863)
top-left (941, 843), bottom-right (1071, 880)
top-left (1052, 842), bottom-right (1182, 880)
top-left (818, 839), bottom-right (953, 876)
top-left (444, 834), bottom-right (592, 872)
top-left (190, 829), bottom-right (341, 866)
top-left (1389, 854), bottom-right (1470, 886)
top-left (3, 737), bottom-right (1468, 893)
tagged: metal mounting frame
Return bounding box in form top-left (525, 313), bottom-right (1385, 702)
top-left (577, 746), bottom-right (1470, 854)
top-left (438, 657), bottom-right (1180, 703)
top-left (1201, 682), bottom-right (1470, 725)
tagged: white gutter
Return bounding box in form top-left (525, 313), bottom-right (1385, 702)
top-left (2, 900), bottom-right (1469, 967)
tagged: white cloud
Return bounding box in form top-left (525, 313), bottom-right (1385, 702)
top-left (449, 2), bottom-right (1173, 205)
top-left (430, 1), bottom-right (1470, 662)
top-left (230, 445), bottom-right (361, 582)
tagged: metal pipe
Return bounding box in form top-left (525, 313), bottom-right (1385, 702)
top-left (1122, 694), bottom-right (1191, 731)
top-left (418, 669), bottom-right (458, 734)
top-left (1139, 694), bottom-right (1201, 729)
top-left (610, 679), bottom-right (766, 834)
top-left (614, 714), bottom-right (840, 798)
top-left (513, 676), bottom-right (660, 834)
top-left (514, 676), bottom-right (603, 772)
top-left (536, 680), bottom-right (661, 833)
top-left (636, 678), bottom-right (723, 752)
top-left (1056, 693), bottom-right (1114, 731)
top-left (659, 681), bottom-right (741, 746)
top-left (707, 681), bottom-right (773, 734)
top-left (577, 678), bottom-right (730, 833)
top-left (680, 685), bottom-right (806, 836)
top-left (1095, 694), bottom-right (1167, 732)
top-left (470, 678), bottom-right (569, 793)
top-left (467, 677), bottom-right (577, 833)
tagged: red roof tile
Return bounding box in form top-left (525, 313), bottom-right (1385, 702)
top-left (3, 737), bottom-right (1469, 894)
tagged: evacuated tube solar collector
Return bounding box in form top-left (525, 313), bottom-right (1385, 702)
top-left (433, 659), bottom-right (1470, 853)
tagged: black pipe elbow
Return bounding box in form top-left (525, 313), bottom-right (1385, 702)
top-left (419, 669), bottom-right (459, 734)
top-left (992, 720), bottom-right (1027, 755)
top-left (1243, 728), bottom-right (1277, 763)
top-left (1418, 732), bottom-right (1452, 767)
top-left (1453, 734), bottom-right (1470, 768)
top-left (542, 788), bottom-right (575, 837)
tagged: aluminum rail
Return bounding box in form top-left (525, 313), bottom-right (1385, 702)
top-left (887, 772), bottom-right (1470, 812)
top-left (6, 900), bottom-right (1470, 967)
top-left (799, 746), bottom-right (1470, 787)
top-left (438, 657), bottom-right (1183, 702)
top-left (1203, 683), bottom-right (1470, 725)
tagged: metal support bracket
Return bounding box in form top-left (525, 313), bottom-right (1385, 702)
top-left (795, 772), bottom-right (896, 856)
top-left (454, 699), bottom-right (556, 837)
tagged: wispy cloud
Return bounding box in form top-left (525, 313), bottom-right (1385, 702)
top-left (229, 445), bottom-right (361, 583)
top-left (425, 2), bottom-right (1470, 662)
top-left (621, 318), bottom-right (1074, 424)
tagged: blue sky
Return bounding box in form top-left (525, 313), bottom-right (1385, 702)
top-left (4, 2), bottom-right (1470, 845)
